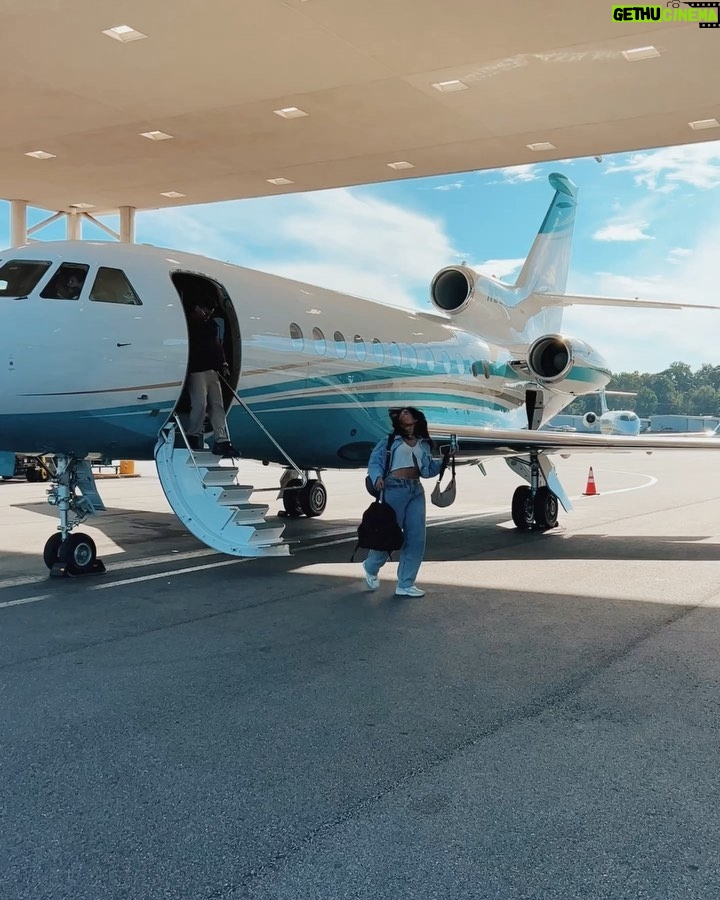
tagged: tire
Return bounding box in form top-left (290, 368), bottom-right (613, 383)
top-left (511, 485), bottom-right (534, 530)
top-left (533, 486), bottom-right (559, 530)
top-left (281, 478), bottom-right (304, 517)
top-left (298, 479), bottom-right (327, 518)
top-left (43, 533), bottom-right (64, 569)
top-left (58, 533), bottom-right (97, 575)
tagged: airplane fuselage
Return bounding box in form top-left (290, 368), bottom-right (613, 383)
top-left (0, 241), bottom-right (603, 468)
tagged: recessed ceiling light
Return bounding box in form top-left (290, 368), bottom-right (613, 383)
top-left (25, 150), bottom-right (56, 159)
top-left (621, 45), bottom-right (660, 61)
top-left (140, 130), bottom-right (173, 141)
top-left (266, 177), bottom-right (294, 185)
top-left (526, 142), bottom-right (556, 151)
top-left (689, 118), bottom-right (720, 130)
top-left (432, 79), bottom-right (468, 93)
top-left (160, 191), bottom-right (186, 198)
top-left (69, 202), bottom-right (95, 210)
top-left (387, 161), bottom-right (415, 170)
top-left (102, 25), bottom-right (147, 43)
top-left (273, 107), bottom-right (308, 119)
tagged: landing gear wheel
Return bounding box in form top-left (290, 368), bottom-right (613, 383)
top-left (281, 478), bottom-right (304, 517)
top-left (533, 486), bottom-right (558, 530)
top-left (58, 533), bottom-right (97, 575)
top-left (43, 533), bottom-right (64, 569)
top-left (511, 485), bottom-right (534, 530)
top-left (298, 479), bottom-right (327, 518)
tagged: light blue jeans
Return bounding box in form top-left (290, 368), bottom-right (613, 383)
top-left (364, 476), bottom-right (426, 589)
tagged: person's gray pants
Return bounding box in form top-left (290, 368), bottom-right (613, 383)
top-left (187, 370), bottom-right (229, 441)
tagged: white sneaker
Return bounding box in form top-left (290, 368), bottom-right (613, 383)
top-left (362, 563), bottom-right (379, 591)
top-left (396, 585), bottom-right (425, 597)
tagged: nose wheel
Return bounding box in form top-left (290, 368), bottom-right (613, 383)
top-left (43, 455), bottom-right (106, 577)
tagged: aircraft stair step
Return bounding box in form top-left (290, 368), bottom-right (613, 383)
top-left (201, 467), bottom-right (241, 486)
top-left (214, 485), bottom-right (256, 505)
top-left (233, 521), bottom-right (287, 544)
top-left (154, 428), bottom-right (289, 559)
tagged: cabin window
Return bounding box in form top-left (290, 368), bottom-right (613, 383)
top-left (0, 259), bottom-right (52, 298)
top-left (334, 331), bottom-right (347, 358)
top-left (454, 355), bottom-right (466, 376)
top-left (89, 267), bottom-right (142, 305)
top-left (312, 326), bottom-right (326, 355)
top-left (353, 335), bottom-right (367, 361)
top-left (440, 352), bottom-right (452, 375)
top-left (372, 339), bottom-right (385, 364)
top-left (289, 323), bottom-right (304, 350)
top-left (419, 348), bottom-right (435, 372)
top-left (400, 344), bottom-right (418, 369)
top-left (40, 263), bottom-right (89, 301)
top-left (389, 342), bottom-right (402, 367)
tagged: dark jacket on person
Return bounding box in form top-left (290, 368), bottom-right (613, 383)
top-left (188, 318), bottom-right (225, 374)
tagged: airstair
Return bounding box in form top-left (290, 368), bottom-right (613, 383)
top-left (154, 384), bottom-right (306, 558)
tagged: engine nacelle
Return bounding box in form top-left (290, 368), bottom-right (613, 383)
top-left (429, 265), bottom-right (477, 315)
top-left (525, 334), bottom-right (610, 395)
top-left (583, 412), bottom-right (597, 427)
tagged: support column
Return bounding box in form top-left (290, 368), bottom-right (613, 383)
top-left (10, 200), bottom-right (28, 247)
top-left (119, 206), bottom-right (135, 243)
top-left (66, 211), bottom-right (81, 241)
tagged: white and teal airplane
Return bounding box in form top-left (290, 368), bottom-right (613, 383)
top-left (584, 390), bottom-right (642, 436)
top-left (1, 172), bottom-right (717, 575)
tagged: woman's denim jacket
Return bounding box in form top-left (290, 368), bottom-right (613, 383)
top-left (367, 434), bottom-right (444, 485)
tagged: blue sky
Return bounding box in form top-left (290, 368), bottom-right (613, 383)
top-left (2, 139), bottom-right (720, 374)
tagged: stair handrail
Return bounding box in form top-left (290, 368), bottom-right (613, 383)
top-left (221, 375), bottom-right (307, 489)
top-left (167, 414), bottom-right (207, 480)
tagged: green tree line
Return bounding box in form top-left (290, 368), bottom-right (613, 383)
top-left (565, 363), bottom-right (720, 418)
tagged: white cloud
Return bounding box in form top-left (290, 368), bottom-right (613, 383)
top-left (564, 222), bottom-right (720, 372)
top-left (433, 182), bottom-right (463, 191)
top-left (497, 164), bottom-right (542, 184)
top-left (469, 258), bottom-right (525, 280)
top-left (667, 247), bottom-right (693, 264)
top-left (138, 188), bottom-right (457, 308)
top-left (606, 141), bottom-right (720, 192)
top-left (593, 221), bottom-right (654, 242)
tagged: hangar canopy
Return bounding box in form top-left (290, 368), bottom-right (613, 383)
top-left (2, 0), bottom-right (718, 213)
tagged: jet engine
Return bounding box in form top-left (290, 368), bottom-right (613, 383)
top-left (583, 412), bottom-right (597, 427)
top-left (430, 265), bottom-right (477, 315)
top-left (525, 334), bottom-right (610, 395)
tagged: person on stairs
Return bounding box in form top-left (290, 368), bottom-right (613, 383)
top-left (186, 302), bottom-right (237, 456)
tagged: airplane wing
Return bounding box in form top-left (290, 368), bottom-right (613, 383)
top-left (428, 423), bottom-right (720, 459)
top-left (540, 293), bottom-right (720, 311)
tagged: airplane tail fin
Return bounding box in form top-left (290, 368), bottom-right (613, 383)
top-left (514, 172), bottom-right (578, 296)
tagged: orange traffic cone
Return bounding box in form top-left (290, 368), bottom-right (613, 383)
top-left (583, 466), bottom-right (599, 496)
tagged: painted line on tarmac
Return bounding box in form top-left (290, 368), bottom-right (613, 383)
top-left (0, 510), bottom-right (508, 609)
top-left (0, 479), bottom-right (658, 609)
top-left (0, 547), bottom-right (219, 591)
top-left (0, 594), bottom-right (53, 609)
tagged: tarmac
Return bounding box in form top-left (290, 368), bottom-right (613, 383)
top-left (2, 450), bottom-right (720, 899)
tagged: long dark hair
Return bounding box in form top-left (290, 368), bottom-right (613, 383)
top-left (392, 407), bottom-right (433, 446)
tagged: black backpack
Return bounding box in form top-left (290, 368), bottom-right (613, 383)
top-left (352, 433), bottom-right (403, 560)
top-left (354, 499), bottom-right (404, 559)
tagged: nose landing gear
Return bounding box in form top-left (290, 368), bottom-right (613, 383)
top-left (43, 456), bottom-right (106, 577)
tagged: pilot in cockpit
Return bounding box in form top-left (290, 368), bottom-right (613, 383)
top-left (52, 269), bottom-right (84, 300)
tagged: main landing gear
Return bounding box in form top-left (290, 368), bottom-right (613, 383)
top-left (507, 451), bottom-right (560, 532)
top-left (43, 456), bottom-right (106, 577)
top-left (278, 469), bottom-right (328, 519)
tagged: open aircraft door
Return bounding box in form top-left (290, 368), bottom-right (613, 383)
top-left (154, 270), bottom-right (289, 558)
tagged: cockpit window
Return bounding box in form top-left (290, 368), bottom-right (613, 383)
top-left (0, 259), bottom-right (52, 297)
top-left (40, 263), bottom-right (89, 301)
top-left (89, 267), bottom-right (142, 305)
